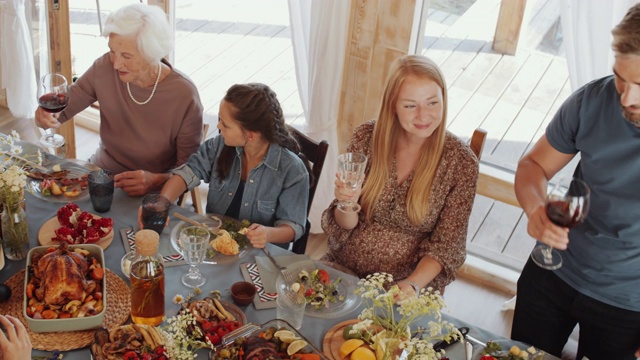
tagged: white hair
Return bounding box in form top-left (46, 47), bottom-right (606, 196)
top-left (102, 3), bottom-right (173, 63)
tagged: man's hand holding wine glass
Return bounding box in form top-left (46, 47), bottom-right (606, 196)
top-left (529, 177), bottom-right (590, 270)
top-left (525, 203), bottom-right (570, 250)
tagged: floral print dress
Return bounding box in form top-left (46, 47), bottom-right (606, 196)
top-left (321, 121), bottom-right (478, 293)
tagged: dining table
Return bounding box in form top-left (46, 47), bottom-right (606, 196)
top-left (0, 141), bottom-right (559, 360)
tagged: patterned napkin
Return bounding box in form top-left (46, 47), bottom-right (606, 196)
top-left (240, 262), bottom-right (277, 309)
top-left (239, 254), bottom-right (314, 310)
top-left (120, 228), bottom-right (186, 267)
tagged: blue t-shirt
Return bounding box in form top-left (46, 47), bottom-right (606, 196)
top-left (546, 75), bottom-right (640, 311)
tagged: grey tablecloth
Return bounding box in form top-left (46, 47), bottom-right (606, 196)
top-left (0, 188), bottom-right (558, 359)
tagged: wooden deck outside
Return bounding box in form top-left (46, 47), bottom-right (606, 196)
top-left (420, 0), bottom-right (572, 271)
top-left (1, 0), bottom-right (572, 273)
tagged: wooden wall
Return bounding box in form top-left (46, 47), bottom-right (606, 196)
top-left (337, 0), bottom-right (417, 152)
top-left (47, 0), bottom-right (76, 158)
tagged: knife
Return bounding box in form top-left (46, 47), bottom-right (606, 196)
top-left (465, 341), bottom-right (473, 360)
top-left (464, 333), bottom-right (487, 348)
top-left (432, 326), bottom-right (469, 351)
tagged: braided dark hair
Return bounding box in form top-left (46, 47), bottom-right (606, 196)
top-left (216, 83), bottom-right (303, 180)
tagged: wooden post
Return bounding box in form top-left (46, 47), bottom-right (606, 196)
top-left (337, 0), bottom-right (417, 152)
top-left (492, 0), bottom-right (527, 55)
top-left (47, 0), bottom-right (76, 158)
top-left (148, 0), bottom-right (176, 64)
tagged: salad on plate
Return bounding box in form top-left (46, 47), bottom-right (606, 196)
top-left (293, 268), bottom-right (344, 309)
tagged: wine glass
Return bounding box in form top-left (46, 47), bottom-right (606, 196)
top-left (336, 152), bottom-right (368, 213)
top-left (180, 226), bottom-right (210, 288)
top-left (530, 177), bottom-right (590, 270)
top-left (37, 73), bottom-right (69, 157)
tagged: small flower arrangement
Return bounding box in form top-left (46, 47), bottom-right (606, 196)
top-left (161, 288), bottom-right (215, 360)
top-left (0, 131), bottom-right (42, 260)
top-left (163, 311), bottom-right (208, 360)
top-left (0, 130), bottom-right (43, 172)
top-left (351, 273), bottom-right (461, 360)
top-left (0, 130), bottom-right (43, 203)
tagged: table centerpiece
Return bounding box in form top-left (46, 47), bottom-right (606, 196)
top-left (0, 131), bottom-right (43, 260)
top-left (348, 273), bottom-right (461, 360)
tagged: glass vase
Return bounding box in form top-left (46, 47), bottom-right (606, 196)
top-left (1, 197), bottom-right (29, 260)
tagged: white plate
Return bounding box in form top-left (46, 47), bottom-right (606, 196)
top-left (477, 339), bottom-right (546, 359)
top-left (25, 158), bottom-right (99, 203)
top-left (170, 217), bottom-right (252, 265)
top-left (275, 261), bottom-right (362, 319)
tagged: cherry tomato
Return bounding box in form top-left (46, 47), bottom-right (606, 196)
top-left (122, 351), bottom-right (140, 360)
top-left (207, 333), bottom-right (221, 345)
top-left (480, 356), bottom-right (496, 360)
top-left (202, 320), bottom-right (215, 331)
top-left (317, 269), bottom-right (330, 284)
top-left (217, 326), bottom-right (230, 338)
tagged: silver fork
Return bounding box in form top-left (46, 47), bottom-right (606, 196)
top-left (261, 247), bottom-right (297, 283)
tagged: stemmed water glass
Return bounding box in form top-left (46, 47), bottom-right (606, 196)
top-left (531, 177), bottom-right (590, 270)
top-left (180, 226), bottom-right (210, 287)
top-left (37, 73), bottom-right (69, 157)
top-left (336, 152), bottom-right (368, 213)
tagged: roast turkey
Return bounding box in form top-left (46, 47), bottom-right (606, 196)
top-left (31, 242), bottom-right (96, 305)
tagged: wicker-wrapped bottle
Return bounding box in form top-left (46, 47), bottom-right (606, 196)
top-left (130, 229), bottom-right (164, 326)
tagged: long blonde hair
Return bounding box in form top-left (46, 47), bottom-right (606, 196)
top-left (360, 55), bottom-right (447, 225)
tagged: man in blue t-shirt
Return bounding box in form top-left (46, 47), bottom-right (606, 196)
top-left (511, 4), bottom-right (640, 360)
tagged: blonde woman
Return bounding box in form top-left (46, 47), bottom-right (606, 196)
top-left (321, 55), bottom-right (478, 295)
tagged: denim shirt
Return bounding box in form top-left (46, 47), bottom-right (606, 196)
top-left (172, 135), bottom-right (309, 241)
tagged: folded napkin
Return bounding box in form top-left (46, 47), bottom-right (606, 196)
top-left (255, 254), bottom-right (313, 293)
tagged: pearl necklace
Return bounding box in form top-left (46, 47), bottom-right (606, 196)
top-left (126, 63), bottom-right (162, 105)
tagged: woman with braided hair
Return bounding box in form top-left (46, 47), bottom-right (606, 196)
top-left (157, 83), bottom-right (310, 248)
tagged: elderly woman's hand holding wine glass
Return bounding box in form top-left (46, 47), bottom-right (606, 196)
top-left (35, 73), bottom-right (69, 157)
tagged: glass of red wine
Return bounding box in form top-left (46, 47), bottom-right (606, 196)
top-left (37, 73), bottom-right (69, 157)
top-left (531, 177), bottom-right (590, 270)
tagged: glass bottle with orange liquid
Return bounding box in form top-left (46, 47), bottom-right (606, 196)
top-left (130, 229), bottom-right (165, 326)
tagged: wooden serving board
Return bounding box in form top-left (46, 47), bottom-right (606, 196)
top-left (323, 319), bottom-right (360, 360)
top-left (38, 215), bottom-right (114, 250)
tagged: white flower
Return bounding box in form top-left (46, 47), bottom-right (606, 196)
top-left (353, 272), bottom-right (461, 360)
top-left (163, 311), bottom-right (207, 359)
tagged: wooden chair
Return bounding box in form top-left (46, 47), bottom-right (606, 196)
top-left (470, 128), bottom-right (487, 161)
top-left (288, 126), bottom-right (329, 254)
top-left (178, 123), bottom-right (209, 214)
top-left (470, 127), bottom-right (521, 208)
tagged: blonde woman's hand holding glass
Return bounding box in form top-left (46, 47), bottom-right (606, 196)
top-left (333, 173), bottom-right (362, 229)
top-left (336, 152), bottom-right (367, 213)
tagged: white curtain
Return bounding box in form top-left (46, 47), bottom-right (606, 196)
top-left (288, 0), bottom-right (350, 233)
top-left (560, 0), bottom-right (639, 90)
top-left (0, 0), bottom-right (38, 118)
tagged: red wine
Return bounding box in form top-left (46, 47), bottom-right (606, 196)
top-left (546, 200), bottom-right (583, 228)
top-left (38, 93), bottom-right (68, 113)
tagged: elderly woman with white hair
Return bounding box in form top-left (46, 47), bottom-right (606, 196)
top-left (35, 3), bottom-right (203, 196)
